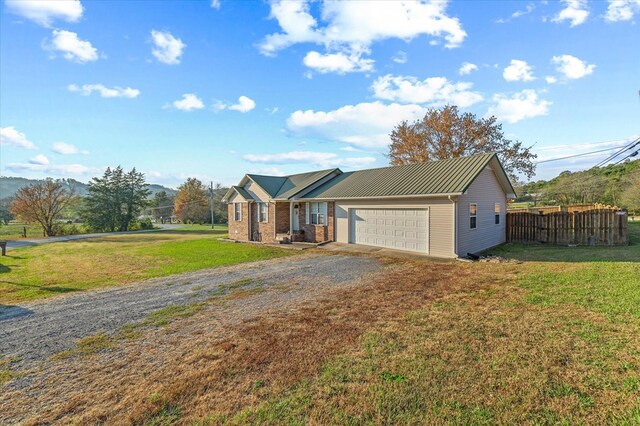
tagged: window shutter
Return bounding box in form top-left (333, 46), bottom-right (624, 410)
top-left (306, 203), bottom-right (310, 224)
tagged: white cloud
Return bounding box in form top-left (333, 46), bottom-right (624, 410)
top-left (210, 0), bottom-right (221, 9)
top-left (151, 30), bottom-right (186, 65)
top-left (52, 142), bottom-right (89, 155)
top-left (303, 50), bottom-right (374, 74)
top-left (29, 154), bottom-right (50, 165)
top-left (605, 0), bottom-right (640, 22)
top-left (392, 50), bottom-right (408, 64)
top-left (68, 84), bottom-right (140, 98)
top-left (5, 0), bottom-right (83, 27)
top-left (0, 126), bottom-right (36, 149)
top-left (552, 54), bottom-right (595, 79)
top-left (171, 93), bottom-right (204, 111)
top-left (248, 166), bottom-right (286, 176)
top-left (545, 76), bottom-right (558, 84)
top-left (259, 0), bottom-right (466, 74)
top-left (243, 151), bottom-right (376, 168)
top-left (496, 3), bottom-right (535, 23)
top-left (216, 96), bottom-right (256, 113)
top-left (458, 62), bottom-right (478, 75)
top-left (552, 0), bottom-right (589, 27)
top-left (6, 162), bottom-right (91, 175)
top-left (45, 30), bottom-right (98, 63)
top-left (503, 59), bottom-right (535, 82)
top-left (371, 75), bottom-right (483, 107)
top-left (487, 90), bottom-right (551, 123)
top-left (287, 101), bottom-right (429, 149)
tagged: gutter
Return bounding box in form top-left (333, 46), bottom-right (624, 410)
top-left (291, 192), bottom-right (464, 202)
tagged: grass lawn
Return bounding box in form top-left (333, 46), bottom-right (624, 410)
top-left (0, 223), bottom-right (46, 240)
top-left (0, 224), bottom-right (296, 304)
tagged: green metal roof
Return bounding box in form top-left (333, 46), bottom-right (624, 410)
top-left (232, 185), bottom-right (254, 201)
top-left (301, 153), bottom-right (500, 199)
top-left (247, 168), bottom-right (338, 199)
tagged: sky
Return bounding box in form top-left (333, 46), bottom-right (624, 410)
top-left (1, 0), bottom-right (639, 189)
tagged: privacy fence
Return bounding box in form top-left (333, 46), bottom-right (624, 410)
top-left (506, 209), bottom-right (628, 246)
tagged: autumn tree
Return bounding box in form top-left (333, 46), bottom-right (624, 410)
top-left (10, 180), bottom-right (75, 236)
top-left (82, 166), bottom-right (150, 232)
top-left (174, 178), bottom-right (209, 224)
top-left (388, 105), bottom-right (536, 181)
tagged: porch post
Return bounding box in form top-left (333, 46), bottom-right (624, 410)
top-left (289, 201), bottom-right (293, 235)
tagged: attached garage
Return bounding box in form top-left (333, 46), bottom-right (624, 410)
top-left (350, 208), bottom-right (429, 253)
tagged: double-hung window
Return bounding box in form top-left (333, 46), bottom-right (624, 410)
top-left (234, 203), bottom-right (242, 221)
top-left (469, 203), bottom-right (477, 229)
top-left (494, 203), bottom-right (501, 225)
top-left (259, 202), bottom-right (268, 223)
top-left (308, 202), bottom-right (327, 225)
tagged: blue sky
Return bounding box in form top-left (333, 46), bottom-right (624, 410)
top-left (1, 0), bottom-right (639, 188)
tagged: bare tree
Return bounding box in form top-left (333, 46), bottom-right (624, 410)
top-left (389, 105), bottom-right (536, 181)
top-left (10, 180), bottom-right (75, 236)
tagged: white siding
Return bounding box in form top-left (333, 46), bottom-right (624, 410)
top-left (456, 167), bottom-right (507, 256)
top-left (335, 198), bottom-right (455, 258)
top-left (245, 181), bottom-right (270, 202)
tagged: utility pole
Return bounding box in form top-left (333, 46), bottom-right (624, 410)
top-left (209, 181), bottom-right (215, 230)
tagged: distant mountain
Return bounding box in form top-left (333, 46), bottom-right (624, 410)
top-left (0, 176), bottom-right (177, 199)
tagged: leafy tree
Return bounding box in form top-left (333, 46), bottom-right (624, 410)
top-left (174, 178), bottom-right (209, 224)
top-left (0, 197), bottom-right (15, 225)
top-left (151, 191), bottom-right (174, 222)
top-left (10, 180), bottom-right (75, 236)
top-left (620, 171), bottom-right (640, 213)
top-left (388, 105), bottom-right (536, 181)
top-left (82, 166), bottom-right (150, 232)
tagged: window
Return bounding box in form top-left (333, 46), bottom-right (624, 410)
top-left (259, 202), bottom-right (268, 223)
top-left (307, 202), bottom-right (327, 225)
top-left (495, 203), bottom-right (501, 225)
top-left (469, 203), bottom-right (477, 229)
top-left (234, 203), bottom-right (242, 221)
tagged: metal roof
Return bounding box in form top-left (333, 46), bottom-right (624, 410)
top-left (301, 153), bottom-right (502, 199)
top-left (247, 168), bottom-right (339, 199)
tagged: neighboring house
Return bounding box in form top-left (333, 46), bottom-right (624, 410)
top-left (223, 152), bottom-right (516, 258)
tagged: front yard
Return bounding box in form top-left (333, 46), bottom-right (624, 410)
top-left (0, 223), bottom-right (638, 424)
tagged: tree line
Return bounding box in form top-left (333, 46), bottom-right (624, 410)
top-left (7, 167), bottom-right (229, 237)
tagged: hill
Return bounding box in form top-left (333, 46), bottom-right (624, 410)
top-left (0, 176), bottom-right (177, 199)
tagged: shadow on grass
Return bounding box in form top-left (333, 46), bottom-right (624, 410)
top-left (0, 264), bottom-right (10, 273)
top-left (489, 223), bottom-right (640, 263)
top-left (0, 305), bottom-right (33, 321)
top-left (0, 280), bottom-right (81, 295)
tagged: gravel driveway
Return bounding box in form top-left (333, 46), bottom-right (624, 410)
top-left (0, 253), bottom-right (380, 369)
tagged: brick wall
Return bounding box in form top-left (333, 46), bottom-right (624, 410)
top-left (275, 202), bottom-right (290, 234)
top-left (250, 202), bottom-right (277, 243)
top-left (228, 203), bottom-right (249, 241)
top-left (298, 201), bottom-right (335, 243)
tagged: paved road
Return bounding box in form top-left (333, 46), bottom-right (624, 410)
top-left (3, 224), bottom-right (182, 250)
top-left (0, 254), bottom-right (380, 369)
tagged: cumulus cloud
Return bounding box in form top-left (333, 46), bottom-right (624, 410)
top-left (458, 62), bottom-right (478, 75)
top-left (287, 101), bottom-right (429, 149)
top-left (215, 96), bottom-right (256, 113)
top-left (211, 0), bottom-right (221, 9)
top-left (545, 76), bottom-right (558, 84)
top-left (171, 93), bottom-right (204, 111)
top-left (1, 126), bottom-right (36, 149)
top-left (496, 3), bottom-right (535, 23)
top-left (151, 30), bottom-right (186, 65)
top-left (552, 54), bottom-right (595, 79)
top-left (29, 154), bottom-right (50, 165)
top-left (487, 90), bottom-right (551, 123)
top-left (392, 50), bottom-right (408, 64)
top-left (552, 0), bottom-right (589, 27)
top-left (258, 0), bottom-right (466, 74)
top-left (503, 59), bottom-right (535, 82)
top-left (68, 83), bottom-right (140, 98)
top-left (605, 0), bottom-right (640, 22)
top-left (371, 75), bottom-right (483, 107)
top-left (45, 30), bottom-right (98, 63)
top-left (52, 142), bottom-right (89, 155)
top-left (5, 0), bottom-right (83, 27)
top-left (303, 50), bottom-right (374, 74)
top-left (243, 151), bottom-right (376, 168)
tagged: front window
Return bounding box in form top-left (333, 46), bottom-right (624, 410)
top-left (495, 203), bottom-right (501, 225)
top-left (234, 203), bottom-right (242, 221)
top-left (470, 203), bottom-right (477, 229)
top-left (309, 202), bottom-right (327, 225)
top-left (259, 202), bottom-right (268, 223)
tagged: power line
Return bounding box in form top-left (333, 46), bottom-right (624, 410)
top-left (610, 148), bottom-right (639, 167)
top-left (534, 146), bottom-right (624, 164)
top-left (593, 137), bottom-right (640, 168)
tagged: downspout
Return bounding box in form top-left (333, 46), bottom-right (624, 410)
top-left (448, 195), bottom-right (458, 258)
top-left (273, 201), bottom-right (276, 240)
top-left (247, 201), bottom-right (252, 241)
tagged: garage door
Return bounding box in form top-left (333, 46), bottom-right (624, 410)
top-left (350, 208), bottom-right (429, 253)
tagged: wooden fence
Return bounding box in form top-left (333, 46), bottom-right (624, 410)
top-left (508, 203), bottom-right (620, 214)
top-left (506, 209), bottom-right (628, 246)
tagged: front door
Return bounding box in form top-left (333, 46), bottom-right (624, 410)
top-left (293, 204), bottom-right (300, 231)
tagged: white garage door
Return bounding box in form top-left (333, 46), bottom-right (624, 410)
top-left (350, 208), bottom-right (429, 253)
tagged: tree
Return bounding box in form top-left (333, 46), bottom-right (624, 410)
top-left (10, 180), bottom-right (75, 236)
top-left (151, 191), bottom-right (174, 222)
top-left (0, 197), bottom-right (15, 225)
top-left (388, 105), bottom-right (536, 181)
top-left (82, 166), bottom-right (150, 232)
top-left (620, 171), bottom-right (640, 213)
top-left (174, 178), bottom-right (209, 224)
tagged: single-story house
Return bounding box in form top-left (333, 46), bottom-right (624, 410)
top-left (223, 152), bottom-right (516, 258)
